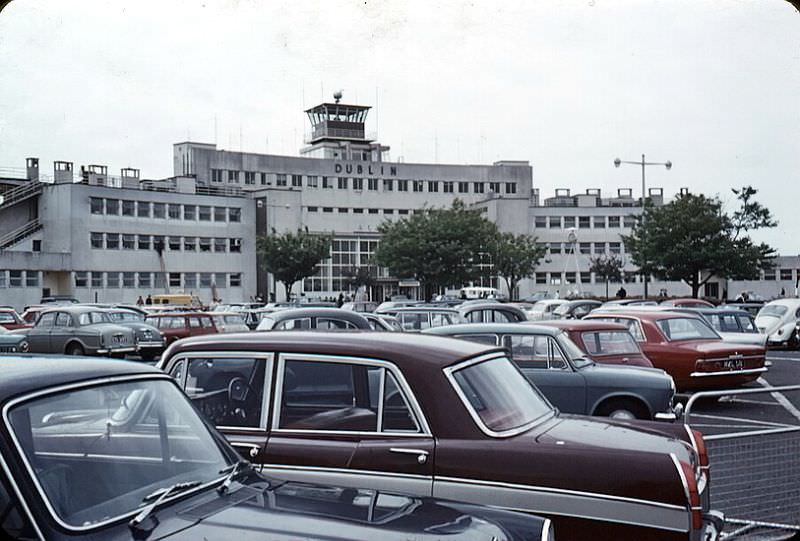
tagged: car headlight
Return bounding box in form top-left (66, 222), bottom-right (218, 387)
top-left (19, 341), bottom-right (29, 353)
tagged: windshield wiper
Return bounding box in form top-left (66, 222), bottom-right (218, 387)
top-left (217, 459), bottom-right (252, 495)
top-left (129, 480), bottom-right (202, 530)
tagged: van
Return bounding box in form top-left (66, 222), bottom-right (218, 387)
top-left (151, 293), bottom-right (202, 308)
top-left (459, 286), bottom-right (499, 300)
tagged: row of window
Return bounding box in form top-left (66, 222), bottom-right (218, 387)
top-left (307, 207), bottom-right (424, 216)
top-left (89, 233), bottom-right (242, 253)
top-left (534, 215), bottom-right (637, 229)
top-left (90, 197), bottom-right (242, 223)
top-left (534, 271), bottom-right (643, 285)
top-left (211, 169), bottom-right (518, 196)
top-left (542, 241), bottom-right (624, 255)
top-left (0, 271), bottom-right (39, 288)
top-left (73, 271), bottom-right (242, 289)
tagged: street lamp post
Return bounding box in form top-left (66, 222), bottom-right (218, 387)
top-left (613, 154), bottom-right (672, 298)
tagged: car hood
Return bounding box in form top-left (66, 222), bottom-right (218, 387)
top-left (578, 363), bottom-right (671, 388)
top-left (754, 314), bottom-right (790, 334)
top-left (155, 480), bottom-right (545, 541)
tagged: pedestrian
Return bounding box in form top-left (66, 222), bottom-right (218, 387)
top-left (616, 286), bottom-right (627, 299)
top-left (337, 292), bottom-right (344, 307)
top-left (145, 294), bottom-right (152, 305)
top-left (781, 287), bottom-right (786, 297)
top-left (136, 295), bottom-right (144, 306)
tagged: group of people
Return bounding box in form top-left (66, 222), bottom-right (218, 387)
top-left (136, 294), bottom-right (152, 306)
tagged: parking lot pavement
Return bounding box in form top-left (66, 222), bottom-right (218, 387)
top-left (683, 351), bottom-right (800, 540)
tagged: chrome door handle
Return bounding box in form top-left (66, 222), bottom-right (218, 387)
top-left (389, 447), bottom-right (429, 464)
top-left (230, 442), bottom-right (261, 459)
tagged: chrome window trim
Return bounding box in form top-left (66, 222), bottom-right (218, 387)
top-left (0, 450), bottom-right (45, 540)
top-left (2, 373), bottom-right (227, 533)
top-left (262, 463), bottom-right (432, 481)
top-left (272, 353), bottom-right (431, 436)
top-left (170, 351), bottom-right (274, 431)
top-left (540, 518), bottom-right (553, 541)
top-left (444, 352), bottom-right (556, 438)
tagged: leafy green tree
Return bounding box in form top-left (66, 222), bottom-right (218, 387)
top-left (256, 228), bottom-right (332, 300)
top-left (373, 200), bottom-right (499, 299)
top-left (622, 187), bottom-right (776, 298)
top-left (490, 232), bottom-right (546, 300)
top-left (589, 254), bottom-right (624, 299)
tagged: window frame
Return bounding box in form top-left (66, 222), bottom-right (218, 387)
top-left (271, 353), bottom-right (431, 436)
top-left (169, 352), bottom-right (274, 432)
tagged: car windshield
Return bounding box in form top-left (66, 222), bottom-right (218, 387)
top-left (656, 317), bottom-right (720, 341)
top-left (580, 330), bottom-right (641, 356)
top-left (77, 311), bottom-right (112, 325)
top-left (6, 378), bottom-right (232, 529)
top-left (557, 333), bottom-right (593, 368)
top-left (450, 356), bottom-right (552, 435)
top-left (758, 305), bottom-right (788, 318)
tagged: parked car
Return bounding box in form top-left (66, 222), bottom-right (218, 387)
top-left (754, 298), bottom-right (800, 349)
top-left (20, 305), bottom-right (48, 325)
top-left (719, 302), bottom-right (764, 317)
top-left (0, 307), bottom-right (31, 330)
top-left (0, 326), bottom-right (29, 353)
top-left (159, 332), bottom-right (724, 540)
top-left (551, 299), bottom-right (602, 320)
top-left (375, 299), bottom-right (421, 313)
top-left (0, 355), bottom-right (552, 541)
top-left (211, 312), bottom-right (251, 333)
top-left (17, 306), bottom-right (136, 356)
top-left (145, 311), bottom-right (220, 346)
top-left (424, 323), bottom-right (678, 421)
top-left (256, 307), bottom-right (372, 331)
top-left (534, 319), bottom-right (654, 368)
top-left (660, 298), bottom-right (715, 308)
top-left (362, 312), bottom-right (403, 331)
top-left (379, 306), bottom-right (464, 331)
top-left (666, 307), bottom-right (766, 347)
top-left (458, 302), bottom-right (527, 324)
top-left (341, 300), bottom-right (379, 313)
top-left (522, 299), bottom-right (568, 320)
top-left (39, 295), bottom-right (79, 304)
top-left (105, 308), bottom-right (166, 361)
top-left (585, 310), bottom-right (767, 391)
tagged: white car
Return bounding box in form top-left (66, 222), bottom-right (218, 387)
top-left (523, 299), bottom-right (568, 321)
top-left (755, 299), bottom-right (800, 348)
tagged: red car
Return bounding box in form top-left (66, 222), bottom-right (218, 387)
top-left (144, 311), bottom-right (219, 345)
top-left (0, 308), bottom-right (31, 330)
top-left (533, 320), bottom-right (654, 368)
top-left (585, 310), bottom-right (767, 391)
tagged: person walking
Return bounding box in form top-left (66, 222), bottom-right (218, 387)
top-left (136, 295), bottom-right (144, 306)
top-left (145, 294), bottom-right (152, 305)
top-left (616, 286), bottom-right (627, 299)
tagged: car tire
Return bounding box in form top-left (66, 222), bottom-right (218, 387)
top-left (595, 398), bottom-right (649, 420)
top-left (65, 343), bottom-right (85, 356)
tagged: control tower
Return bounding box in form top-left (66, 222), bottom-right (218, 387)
top-left (301, 91), bottom-right (390, 162)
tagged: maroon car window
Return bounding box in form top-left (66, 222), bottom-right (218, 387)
top-left (200, 317), bottom-right (214, 328)
top-left (656, 317), bottom-right (719, 341)
top-left (382, 372), bottom-right (420, 433)
top-left (451, 356), bottom-right (551, 434)
top-left (188, 317), bottom-right (202, 328)
top-left (279, 360), bottom-right (380, 432)
top-left (581, 331), bottom-right (640, 356)
top-left (185, 357), bottom-right (267, 428)
top-left (589, 317), bottom-right (645, 341)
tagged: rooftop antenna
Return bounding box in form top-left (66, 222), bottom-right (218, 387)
top-left (333, 90), bottom-right (343, 103)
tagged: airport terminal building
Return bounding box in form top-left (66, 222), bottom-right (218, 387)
top-left (1, 98), bottom-right (797, 309)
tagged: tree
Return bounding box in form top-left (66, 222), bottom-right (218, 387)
top-left (343, 266), bottom-right (377, 300)
top-left (622, 187), bottom-right (776, 298)
top-left (490, 232), bottom-right (546, 300)
top-left (373, 200), bottom-right (499, 299)
top-left (589, 254), bottom-right (624, 299)
top-left (256, 228), bottom-right (332, 300)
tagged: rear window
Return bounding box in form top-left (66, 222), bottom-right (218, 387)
top-left (656, 317), bottom-right (719, 341)
top-left (0, 312), bottom-right (17, 324)
top-left (581, 330), bottom-right (640, 356)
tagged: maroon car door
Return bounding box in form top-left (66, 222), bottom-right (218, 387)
top-left (263, 354), bottom-right (435, 496)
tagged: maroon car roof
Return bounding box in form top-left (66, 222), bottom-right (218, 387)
top-left (163, 331), bottom-right (504, 369)
top-left (532, 320), bottom-right (629, 331)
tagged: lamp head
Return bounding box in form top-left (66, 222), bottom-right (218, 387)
top-left (665, 160), bottom-right (672, 170)
top-left (614, 158), bottom-right (621, 168)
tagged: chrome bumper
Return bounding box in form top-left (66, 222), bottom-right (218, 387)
top-left (97, 347), bottom-right (136, 354)
top-left (136, 341), bottom-right (165, 350)
top-left (655, 402), bottom-right (684, 421)
top-left (690, 367), bottom-right (768, 378)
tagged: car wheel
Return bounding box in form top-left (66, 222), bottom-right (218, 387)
top-left (596, 398), bottom-right (649, 420)
top-left (65, 343), bottom-right (85, 356)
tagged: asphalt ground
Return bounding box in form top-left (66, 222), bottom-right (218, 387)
top-left (681, 351), bottom-right (800, 540)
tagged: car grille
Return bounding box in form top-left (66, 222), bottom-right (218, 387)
top-left (0, 345), bottom-right (17, 353)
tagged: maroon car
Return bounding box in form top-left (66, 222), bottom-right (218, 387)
top-left (585, 310), bottom-right (767, 391)
top-left (159, 332), bottom-right (724, 540)
top-left (145, 311), bottom-right (219, 346)
top-left (533, 320), bottom-right (654, 368)
top-left (0, 308), bottom-right (31, 330)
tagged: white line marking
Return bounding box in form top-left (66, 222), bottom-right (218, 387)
top-left (757, 377), bottom-right (800, 423)
top-left (687, 413), bottom-right (795, 428)
top-left (766, 356), bottom-right (800, 362)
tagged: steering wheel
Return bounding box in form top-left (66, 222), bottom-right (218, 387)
top-left (227, 377), bottom-right (252, 404)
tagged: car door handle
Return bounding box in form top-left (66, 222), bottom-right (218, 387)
top-left (230, 442), bottom-right (261, 459)
top-left (389, 447), bottom-right (429, 464)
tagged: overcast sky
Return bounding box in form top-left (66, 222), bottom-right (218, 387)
top-left (1, 0), bottom-right (798, 253)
